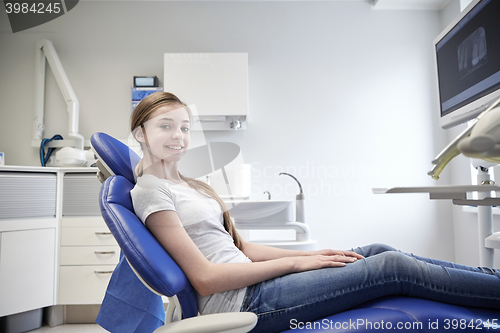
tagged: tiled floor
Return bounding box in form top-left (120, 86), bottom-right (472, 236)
top-left (30, 324), bottom-right (107, 332)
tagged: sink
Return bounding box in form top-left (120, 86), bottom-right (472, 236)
top-left (224, 199), bottom-right (313, 243)
top-left (223, 200), bottom-right (294, 223)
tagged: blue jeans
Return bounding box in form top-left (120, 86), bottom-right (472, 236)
top-left (240, 243), bottom-right (500, 333)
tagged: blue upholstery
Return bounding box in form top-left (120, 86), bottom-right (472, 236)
top-left (99, 175), bottom-right (198, 319)
top-left (93, 131), bottom-right (500, 332)
top-left (91, 132), bottom-right (140, 183)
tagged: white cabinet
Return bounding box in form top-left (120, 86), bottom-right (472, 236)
top-left (57, 171), bottom-right (120, 305)
top-left (164, 53), bottom-right (249, 130)
top-left (0, 166), bottom-right (120, 321)
top-left (0, 227), bottom-right (56, 317)
top-left (58, 217), bottom-right (119, 304)
top-left (0, 170), bottom-right (58, 318)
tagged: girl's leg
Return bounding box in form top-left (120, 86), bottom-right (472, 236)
top-left (242, 245), bottom-right (500, 333)
top-left (351, 243), bottom-right (398, 257)
top-left (354, 243), bottom-right (500, 276)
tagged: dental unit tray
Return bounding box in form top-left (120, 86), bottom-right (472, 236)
top-left (373, 184), bottom-right (500, 202)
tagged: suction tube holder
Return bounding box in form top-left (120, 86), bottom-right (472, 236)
top-left (279, 172), bottom-right (306, 223)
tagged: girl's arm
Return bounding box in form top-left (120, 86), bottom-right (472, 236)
top-left (145, 210), bottom-right (358, 297)
top-left (240, 239), bottom-right (363, 262)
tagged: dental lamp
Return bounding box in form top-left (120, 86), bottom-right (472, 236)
top-left (428, 96), bottom-right (500, 180)
top-left (32, 40), bottom-right (86, 166)
top-left (458, 106), bottom-right (500, 165)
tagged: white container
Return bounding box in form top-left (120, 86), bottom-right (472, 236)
top-left (53, 147), bottom-right (86, 167)
top-left (209, 164), bottom-right (251, 198)
top-left (0, 152), bottom-right (4, 165)
top-left (233, 164), bottom-right (251, 197)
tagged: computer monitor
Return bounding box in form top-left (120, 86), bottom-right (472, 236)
top-left (434, 0), bottom-right (500, 129)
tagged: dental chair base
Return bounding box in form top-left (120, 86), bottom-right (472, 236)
top-left (155, 312), bottom-right (257, 333)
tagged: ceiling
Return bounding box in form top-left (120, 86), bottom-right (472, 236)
top-left (89, 0), bottom-right (453, 11)
top-left (370, 0), bottom-right (452, 10)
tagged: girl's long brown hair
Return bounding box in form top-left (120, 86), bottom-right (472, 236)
top-left (130, 92), bottom-right (242, 250)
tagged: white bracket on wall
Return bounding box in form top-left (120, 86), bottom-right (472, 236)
top-left (192, 116), bottom-right (247, 131)
top-left (32, 39), bottom-right (84, 150)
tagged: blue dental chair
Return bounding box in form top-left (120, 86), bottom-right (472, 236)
top-left (92, 132), bottom-right (500, 332)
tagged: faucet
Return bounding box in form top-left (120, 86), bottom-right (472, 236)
top-left (263, 191), bottom-right (271, 200)
top-left (279, 173), bottom-right (305, 223)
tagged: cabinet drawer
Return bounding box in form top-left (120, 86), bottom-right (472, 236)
top-left (0, 173), bottom-right (56, 219)
top-left (59, 265), bottom-right (115, 305)
top-left (61, 217), bottom-right (107, 228)
top-left (60, 246), bottom-right (120, 265)
top-left (60, 228), bottom-right (117, 246)
top-left (63, 173), bottom-right (102, 217)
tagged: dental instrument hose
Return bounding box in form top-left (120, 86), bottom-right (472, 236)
top-left (40, 134), bottom-right (63, 166)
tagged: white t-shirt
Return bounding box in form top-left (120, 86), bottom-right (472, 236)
top-left (130, 174), bottom-right (251, 315)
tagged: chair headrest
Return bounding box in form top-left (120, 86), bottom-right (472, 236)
top-left (99, 175), bottom-right (198, 318)
top-left (90, 132), bottom-right (141, 184)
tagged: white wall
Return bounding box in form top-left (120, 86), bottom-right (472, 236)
top-left (0, 1), bottom-right (456, 259)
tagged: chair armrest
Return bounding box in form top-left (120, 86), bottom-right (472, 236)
top-left (154, 312), bottom-right (258, 333)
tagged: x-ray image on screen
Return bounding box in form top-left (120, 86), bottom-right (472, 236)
top-left (458, 27), bottom-right (487, 78)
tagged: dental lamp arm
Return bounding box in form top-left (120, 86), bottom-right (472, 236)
top-left (34, 39), bottom-right (83, 150)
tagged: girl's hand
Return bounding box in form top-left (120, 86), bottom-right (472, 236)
top-left (309, 249), bottom-right (364, 260)
top-left (288, 251), bottom-right (362, 273)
